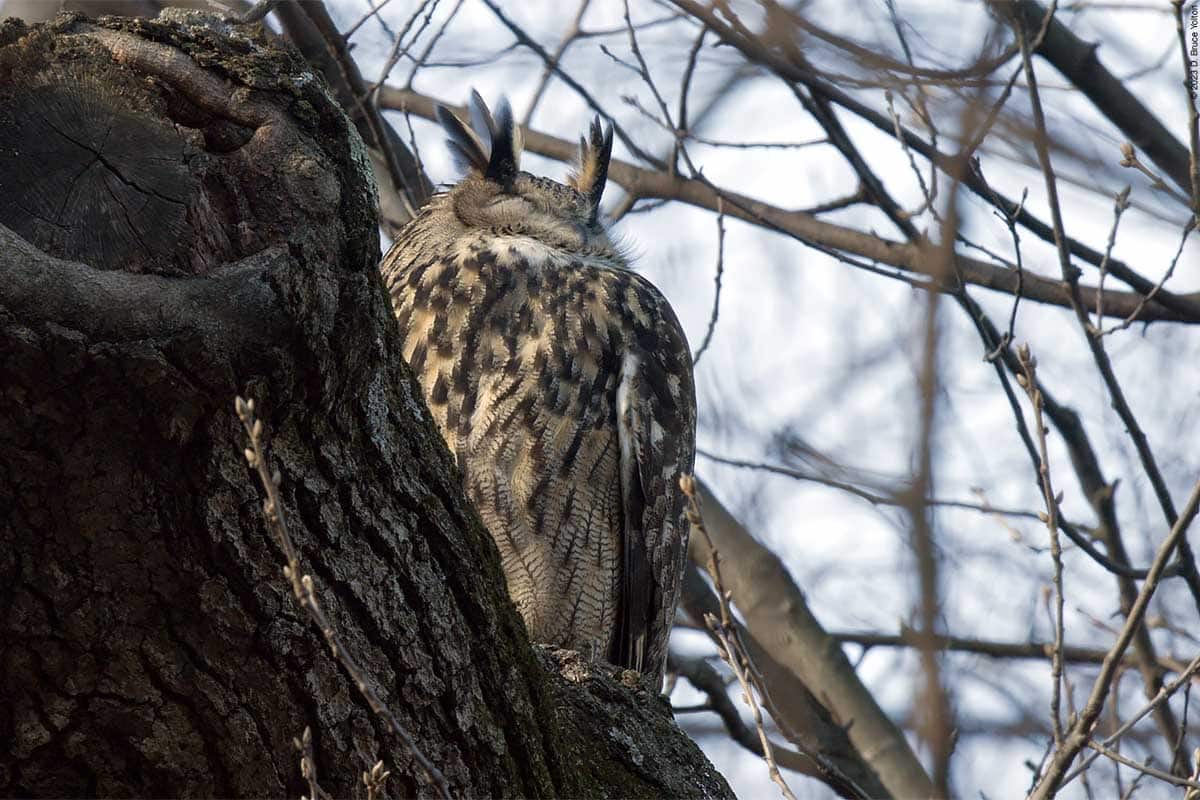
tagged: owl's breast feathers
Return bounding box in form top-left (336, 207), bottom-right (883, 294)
top-left (382, 208), bottom-right (695, 687)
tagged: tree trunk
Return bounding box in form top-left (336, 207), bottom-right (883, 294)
top-left (0, 11), bottom-right (731, 798)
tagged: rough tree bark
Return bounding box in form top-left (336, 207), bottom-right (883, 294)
top-left (0, 11), bottom-right (732, 798)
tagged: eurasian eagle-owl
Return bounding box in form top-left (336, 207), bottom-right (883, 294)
top-left (380, 94), bottom-right (696, 687)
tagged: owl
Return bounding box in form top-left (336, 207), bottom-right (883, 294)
top-left (380, 94), bottom-right (696, 688)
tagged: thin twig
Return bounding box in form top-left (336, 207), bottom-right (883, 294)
top-left (984, 186), bottom-right (1028, 361)
top-left (619, 0), bottom-right (680, 176)
top-left (883, 0), bottom-right (942, 204)
top-left (522, 0), bottom-right (592, 126)
top-left (1029, 479), bottom-right (1200, 798)
top-left (1099, 217), bottom-right (1197, 336)
top-left (833, 629), bottom-right (1195, 674)
top-left (379, 86), bottom-right (1200, 324)
top-left (802, 188), bottom-right (867, 215)
top-left (344, 0), bottom-right (397, 39)
top-left (1118, 142), bottom-right (1194, 207)
top-left (1171, 0), bottom-right (1200, 217)
top-left (1084, 739), bottom-right (1200, 791)
top-left (363, 758), bottom-right (392, 800)
top-left (692, 200), bottom-right (725, 366)
top-left (885, 89), bottom-right (938, 219)
top-left (1017, 344), bottom-right (1067, 749)
top-left (679, 476), bottom-right (804, 800)
top-left (403, 0), bottom-right (466, 88)
top-left (294, 725), bottom-right (333, 800)
top-left (676, 21), bottom-right (707, 163)
top-left (1063, 653), bottom-right (1200, 788)
top-left (239, 0), bottom-right (281, 24)
top-left (370, 0), bottom-right (440, 98)
top-left (1094, 186), bottom-right (1132, 329)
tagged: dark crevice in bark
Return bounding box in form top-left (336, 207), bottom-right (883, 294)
top-left (136, 647), bottom-right (233, 795)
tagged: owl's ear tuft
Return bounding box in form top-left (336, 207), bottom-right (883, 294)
top-left (569, 116), bottom-right (614, 219)
top-left (437, 103), bottom-right (488, 175)
top-left (485, 97), bottom-right (522, 184)
top-left (468, 90), bottom-right (497, 143)
top-left (438, 92), bottom-right (522, 181)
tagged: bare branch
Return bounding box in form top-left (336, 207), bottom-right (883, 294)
top-left (670, 653), bottom-right (843, 790)
top-left (1064, 653), bottom-right (1200, 788)
top-left (1084, 739), bottom-right (1200, 791)
top-left (1016, 345), bottom-right (1068, 748)
top-left (1017, 10), bottom-right (1196, 767)
top-left (832, 630), bottom-right (1196, 674)
top-left (293, 725), bottom-right (333, 800)
top-left (521, 0), bottom-right (592, 125)
top-left (692, 201), bottom-right (725, 366)
top-left (378, 87), bottom-right (1200, 324)
top-left (670, 0), bottom-right (1200, 320)
top-left (1170, 0), bottom-right (1200, 214)
top-left (1003, 0), bottom-right (1194, 194)
top-left (1029, 480), bottom-right (1200, 798)
top-left (685, 480), bottom-right (934, 798)
top-left (1099, 217), bottom-right (1198, 336)
top-left (680, 476), bottom-right (803, 800)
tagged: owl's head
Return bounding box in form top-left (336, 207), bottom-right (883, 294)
top-left (436, 93), bottom-right (616, 252)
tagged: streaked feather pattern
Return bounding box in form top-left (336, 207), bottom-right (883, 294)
top-left (380, 96), bottom-right (695, 688)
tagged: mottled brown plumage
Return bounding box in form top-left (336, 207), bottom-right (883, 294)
top-left (380, 94), bottom-right (695, 687)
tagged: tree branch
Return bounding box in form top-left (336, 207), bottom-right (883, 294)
top-left (1006, 0), bottom-right (1194, 194)
top-left (1030, 479), bottom-right (1200, 798)
top-left (379, 86), bottom-right (1200, 324)
top-left (687, 480), bottom-right (935, 799)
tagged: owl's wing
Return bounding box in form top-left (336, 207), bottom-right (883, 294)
top-left (613, 287), bottom-right (697, 687)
